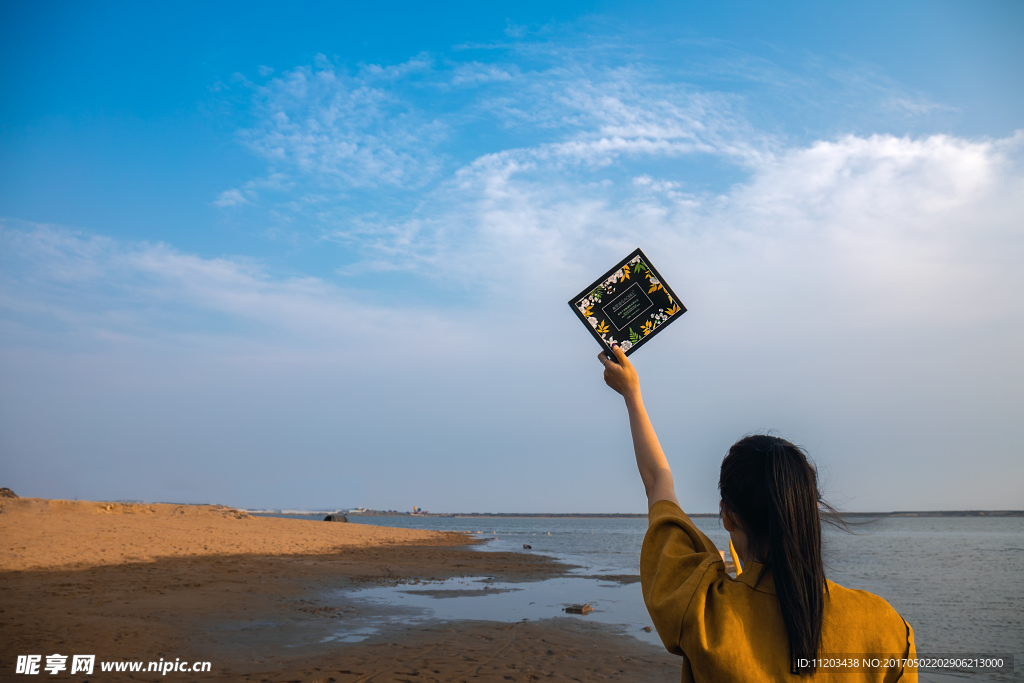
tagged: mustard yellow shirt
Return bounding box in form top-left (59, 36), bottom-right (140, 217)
top-left (641, 500), bottom-right (917, 682)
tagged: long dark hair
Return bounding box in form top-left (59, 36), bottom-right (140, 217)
top-left (719, 435), bottom-right (843, 675)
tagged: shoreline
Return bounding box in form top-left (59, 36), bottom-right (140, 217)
top-left (0, 497), bottom-right (680, 681)
top-left (282, 510), bottom-right (1024, 519)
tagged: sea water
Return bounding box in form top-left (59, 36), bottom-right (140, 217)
top-left (265, 514), bottom-right (1023, 681)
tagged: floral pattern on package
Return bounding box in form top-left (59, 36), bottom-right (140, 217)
top-left (569, 249), bottom-right (686, 357)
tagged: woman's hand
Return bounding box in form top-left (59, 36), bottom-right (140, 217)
top-left (598, 345), bottom-right (641, 401)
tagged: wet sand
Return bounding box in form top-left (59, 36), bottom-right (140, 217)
top-left (0, 498), bottom-right (681, 681)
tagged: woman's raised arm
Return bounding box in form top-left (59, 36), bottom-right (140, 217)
top-left (598, 346), bottom-right (679, 510)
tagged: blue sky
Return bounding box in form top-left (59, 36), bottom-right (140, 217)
top-left (1, 1), bottom-right (1022, 512)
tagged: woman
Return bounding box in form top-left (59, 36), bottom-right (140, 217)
top-left (598, 346), bottom-right (916, 681)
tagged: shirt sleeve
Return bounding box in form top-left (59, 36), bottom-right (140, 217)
top-left (641, 499), bottom-right (727, 654)
top-left (895, 617), bottom-right (918, 682)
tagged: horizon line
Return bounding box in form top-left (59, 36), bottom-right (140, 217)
top-left (250, 508), bottom-right (1024, 518)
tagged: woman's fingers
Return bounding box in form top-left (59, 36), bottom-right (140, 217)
top-left (598, 347), bottom-right (638, 397)
top-left (612, 344), bottom-right (629, 365)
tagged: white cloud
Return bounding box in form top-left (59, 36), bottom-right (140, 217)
top-left (222, 42), bottom-right (964, 235)
top-left (887, 96), bottom-right (957, 117)
top-left (237, 58), bottom-right (446, 189)
top-left (323, 127), bottom-right (1023, 330)
top-left (632, 175), bottom-right (681, 193)
top-left (470, 65), bottom-right (771, 167)
top-left (450, 62), bottom-right (516, 86)
top-left (213, 188), bottom-right (249, 207)
top-left (214, 174), bottom-right (294, 209)
top-left (0, 222), bottom-right (478, 361)
top-left (358, 54), bottom-right (433, 80)
top-left (227, 56), bottom-right (774, 217)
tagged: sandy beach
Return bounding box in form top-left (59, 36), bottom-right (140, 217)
top-left (1, 497), bottom-right (680, 681)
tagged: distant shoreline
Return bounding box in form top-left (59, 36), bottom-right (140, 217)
top-left (332, 509), bottom-right (1024, 519)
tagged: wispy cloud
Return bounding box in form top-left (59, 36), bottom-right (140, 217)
top-left (213, 188), bottom-right (249, 207)
top-left (215, 30), bottom-right (961, 236)
top-left (237, 55), bottom-right (447, 190)
top-left (213, 174), bottom-right (294, 209)
top-left (476, 66), bottom-right (772, 166)
top-left (450, 61), bottom-right (517, 86)
top-left (0, 221), bottom-right (478, 361)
